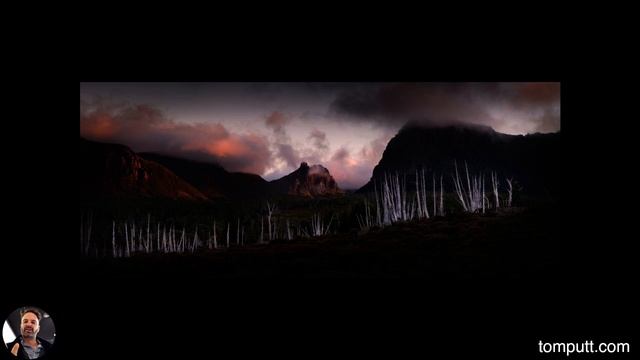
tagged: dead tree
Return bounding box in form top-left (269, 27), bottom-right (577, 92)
top-left (266, 201), bottom-right (277, 241)
top-left (439, 175), bottom-right (444, 216)
top-left (226, 223), bottom-right (230, 248)
top-left (213, 220), bottom-right (218, 249)
top-left (506, 178), bottom-right (513, 207)
top-left (491, 171), bottom-right (500, 209)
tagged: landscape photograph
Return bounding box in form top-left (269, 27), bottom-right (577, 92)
top-left (79, 82), bottom-right (562, 278)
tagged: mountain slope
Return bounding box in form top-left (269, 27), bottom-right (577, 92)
top-left (358, 122), bottom-right (562, 198)
top-left (139, 153), bottom-right (270, 200)
top-left (80, 138), bottom-right (208, 201)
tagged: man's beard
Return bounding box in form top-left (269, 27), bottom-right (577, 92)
top-left (22, 328), bottom-right (37, 339)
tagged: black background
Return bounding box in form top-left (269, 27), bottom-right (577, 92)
top-left (2, 20), bottom-right (636, 359)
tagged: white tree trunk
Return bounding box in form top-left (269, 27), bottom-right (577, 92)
top-left (192, 225), bottom-right (198, 252)
top-left (125, 221), bottom-right (130, 257)
top-left (453, 161), bottom-right (468, 212)
top-left (433, 173), bottom-right (437, 217)
top-left (506, 178), bottom-right (513, 207)
top-left (112, 220), bottom-right (116, 258)
top-left (439, 175), bottom-right (444, 216)
top-left (213, 220), bottom-right (218, 249)
top-left (266, 201), bottom-right (276, 242)
top-left (492, 172), bottom-right (500, 209)
top-left (482, 175), bottom-right (485, 214)
top-left (416, 170), bottom-right (422, 218)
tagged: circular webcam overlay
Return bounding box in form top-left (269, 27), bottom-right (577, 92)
top-left (3, 306), bottom-right (55, 359)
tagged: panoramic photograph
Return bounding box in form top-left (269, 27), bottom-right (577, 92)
top-left (79, 82), bottom-right (561, 278)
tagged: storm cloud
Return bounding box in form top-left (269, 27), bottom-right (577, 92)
top-left (330, 82), bottom-right (560, 134)
top-left (308, 129), bottom-right (329, 150)
top-left (80, 100), bottom-right (272, 174)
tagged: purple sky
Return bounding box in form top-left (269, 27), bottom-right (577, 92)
top-left (80, 82), bottom-right (560, 189)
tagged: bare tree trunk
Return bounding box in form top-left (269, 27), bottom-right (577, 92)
top-left (112, 220), bottom-right (116, 258)
top-left (146, 214), bottom-right (150, 253)
top-left (433, 173), bottom-right (436, 217)
top-left (402, 173), bottom-right (407, 220)
top-left (491, 172), bottom-right (500, 209)
top-left (126, 221), bottom-right (131, 257)
top-left (374, 180), bottom-right (382, 227)
top-left (273, 221), bottom-right (277, 240)
top-left (465, 161), bottom-right (472, 208)
top-left (171, 225), bottom-right (176, 252)
top-left (179, 227), bottom-right (185, 253)
top-left (325, 215), bottom-right (334, 235)
top-left (422, 170), bottom-right (428, 219)
top-left (416, 170), bottom-right (422, 218)
top-left (366, 198), bottom-right (372, 228)
top-left (162, 225), bottom-right (167, 253)
top-left (213, 220), bottom-right (217, 249)
top-left (506, 178), bottom-right (513, 207)
top-left (439, 175), bottom-right (444, 216)
top-left (191, 225), bottom-right (198, 253)
top-left (86, 211), bottom-right (93, 256)
top-left (266, 201), bottom-right (276, 242)
top-left (482, 174), bottom-right (485, 214)
top-left (453, 160), bottom-right (468, 212)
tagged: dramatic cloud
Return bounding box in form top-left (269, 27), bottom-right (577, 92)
top-left (323, 133), bottom-right (392, 190)
top-left (330, 82), bottom-right (560, 134)
top-left (330, 147), bottom-right (350, 162)
top-left (308, 129), bottom-right (329, 150)
top-left (80, 101), bottom-right (272, 174)
top-left (276, 143), bottom-right (301, 169)
top-left (263, 110), bottom-right (307, 171)
top-left (265, 111), bottom-right (289, 138)
top-left (359, 135), bottom-right (388, 165)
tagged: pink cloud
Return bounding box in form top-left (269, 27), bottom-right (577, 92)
top-left (265, 111), bottom-right (289, 137)
top-left (321, 133), bottom-right (392, 189)
top-left (308, 129), bottom-right (329, 150)
top-left (80, 102), bottom-right (272, 174)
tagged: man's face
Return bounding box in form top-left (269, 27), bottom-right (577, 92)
top-left (20, 313), bottom-right (40, 339)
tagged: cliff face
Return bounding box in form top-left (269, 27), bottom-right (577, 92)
top-left (269, 162), bottom-right (343, 197)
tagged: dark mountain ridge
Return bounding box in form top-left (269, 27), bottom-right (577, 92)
top-left (358, 122), bottom-right (562, 199)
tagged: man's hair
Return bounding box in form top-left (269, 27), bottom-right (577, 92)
top-left (20, 308), bottom-right (42, 321)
